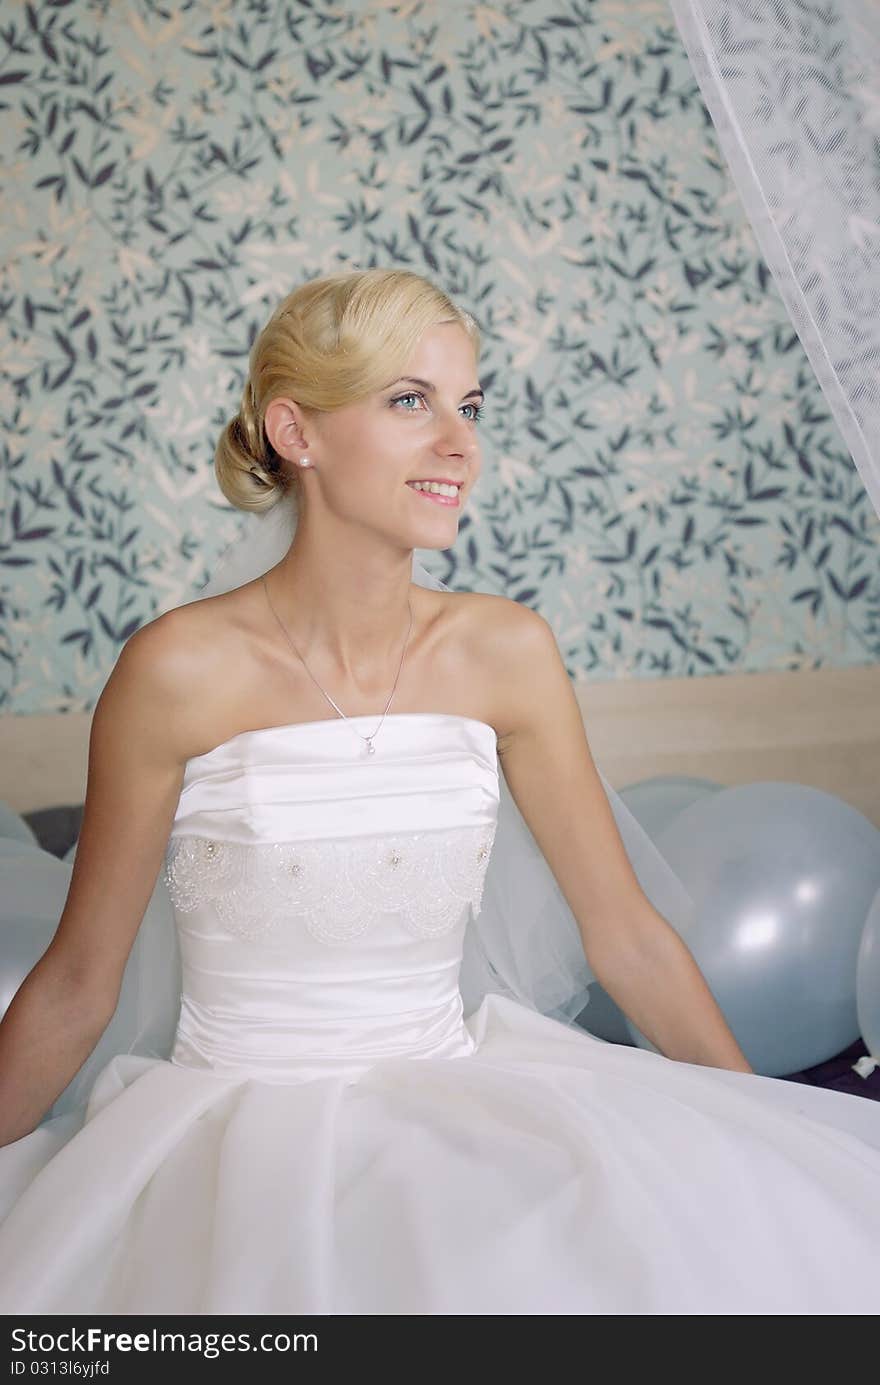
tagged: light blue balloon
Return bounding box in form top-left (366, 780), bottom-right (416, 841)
top-left (856, 886), bottom-right (880, 1067)
top-left (0, 802), bottom-right (40, 849)
top-left (625, 782), bottom-right (880, 1076)
top-left (619, 775), bottom-right (722, 840)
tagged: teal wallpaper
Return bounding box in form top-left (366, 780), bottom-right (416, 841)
top-left (1, 0), bottom-right (878, 716)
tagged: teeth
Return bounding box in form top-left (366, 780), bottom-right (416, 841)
top-left (408, 481), bottom-right (460, 497)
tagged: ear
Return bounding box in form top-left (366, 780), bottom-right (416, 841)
top-left (264, 397), bottom-right (308, 460)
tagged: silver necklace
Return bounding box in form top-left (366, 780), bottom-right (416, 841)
top-left (261, 573), bottom-right (414, 757)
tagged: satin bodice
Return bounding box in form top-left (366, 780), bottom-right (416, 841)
top-left (163, 713), bottom-right (500, 1084)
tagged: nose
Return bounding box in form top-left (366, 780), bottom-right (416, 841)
top-left (436, 409), bottom-right (480, 458)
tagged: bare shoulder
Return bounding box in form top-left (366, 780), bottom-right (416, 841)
top-left (109, 594), bottom-right (237, 763)
top-left (122, 597), bottom-right (223, 684)
top-left (460, 589), bottom-right (551, 645)
top-left (458, 590), bottom-right (551, 669)
top-left (127, 591), bottom-right (235, 666)
top-left (458, 593), bottom-right (562, 755)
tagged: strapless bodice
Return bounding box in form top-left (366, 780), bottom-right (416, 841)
top-left (163, 713), bottom-right (499, 1084)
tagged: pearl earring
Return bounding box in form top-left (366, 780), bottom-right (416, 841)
top-left (299, 456), bottom-right (311, 467)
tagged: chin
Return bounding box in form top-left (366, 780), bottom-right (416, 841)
top-left (410, 522), bottom-right (460, 551)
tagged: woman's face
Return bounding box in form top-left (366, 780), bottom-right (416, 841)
top-left (270, 321), bottom-right (484, 550)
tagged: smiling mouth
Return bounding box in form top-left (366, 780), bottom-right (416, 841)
top-left (405, 481), bottom-right (461, 507)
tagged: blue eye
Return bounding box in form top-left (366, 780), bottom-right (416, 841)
top-left (390, 391), bottom-right (484, 422)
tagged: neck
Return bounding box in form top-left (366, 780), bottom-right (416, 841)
top-left (266, 518), bottom-right (418, 687)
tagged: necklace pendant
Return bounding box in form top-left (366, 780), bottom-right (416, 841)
top-left (364, 738), bottom-right (376, 756)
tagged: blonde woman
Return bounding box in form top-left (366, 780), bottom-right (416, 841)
top-left (1, 269), bottom-right (878, 1314)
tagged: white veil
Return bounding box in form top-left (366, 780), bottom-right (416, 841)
top-left (669, 0), bottom-right (880, 524)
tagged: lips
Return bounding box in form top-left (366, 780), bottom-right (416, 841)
top-left (406, 482), bottom-right (461, 507)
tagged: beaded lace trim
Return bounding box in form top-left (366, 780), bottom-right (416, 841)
top-left (163, 825), bottom-right (497, 945)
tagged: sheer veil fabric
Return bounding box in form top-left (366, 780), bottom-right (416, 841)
top-left (670, 0), bottom-right (880, 522)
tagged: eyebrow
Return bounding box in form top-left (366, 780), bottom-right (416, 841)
top-left (386, 376), bottom-right (485, 402)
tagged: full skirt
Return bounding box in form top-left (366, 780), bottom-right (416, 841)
top-left (1, 995), bottom-right (879, 1315)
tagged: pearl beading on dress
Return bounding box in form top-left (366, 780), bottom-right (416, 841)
top-left (163, 824), bottom-right (496, 945)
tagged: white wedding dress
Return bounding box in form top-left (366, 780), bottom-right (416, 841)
top-left (1, 712), bottom-right (879, 1315)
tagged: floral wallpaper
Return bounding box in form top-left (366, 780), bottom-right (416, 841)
top-left (1, 0), bottom-right (878, 717)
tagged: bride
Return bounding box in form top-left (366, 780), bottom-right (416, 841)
top-left (0, 267), bottom-right (878, 1315)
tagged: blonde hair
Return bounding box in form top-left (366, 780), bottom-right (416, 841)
top-left (215, 268), bottom-right (481, 513)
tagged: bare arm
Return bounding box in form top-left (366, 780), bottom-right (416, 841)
top-left (0, 611), bottom-right (198, 1146)
top-left (486, 598), bottom-right (752, 1073)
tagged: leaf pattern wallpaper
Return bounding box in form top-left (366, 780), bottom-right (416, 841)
top-left (1, 0), bottom-right (878, 716)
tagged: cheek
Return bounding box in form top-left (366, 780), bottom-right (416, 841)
top-left (331, 419), bottom-right (388, 471)
top-left (361, 418), bottom-right (421, 471)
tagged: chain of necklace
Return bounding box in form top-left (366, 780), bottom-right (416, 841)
top-left (261, 574), bottom-right (414, 757)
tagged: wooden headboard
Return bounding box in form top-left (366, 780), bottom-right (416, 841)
top-left (2, 665), bottom-right (879, 829)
